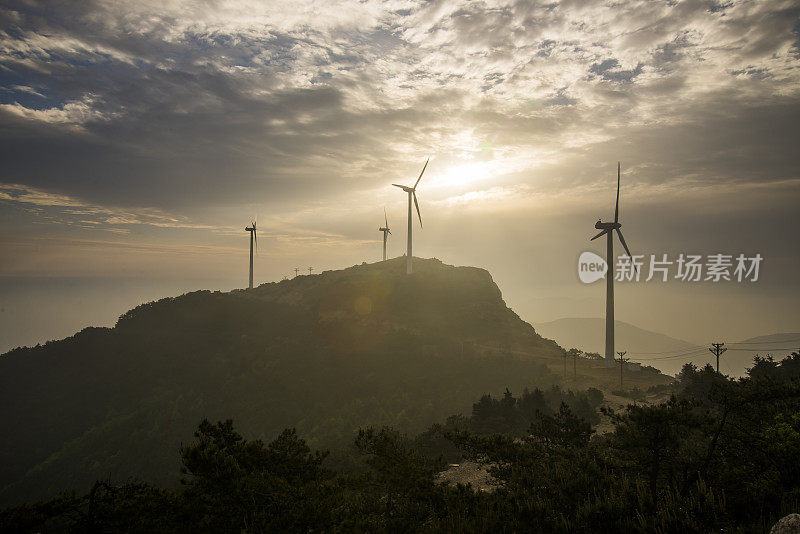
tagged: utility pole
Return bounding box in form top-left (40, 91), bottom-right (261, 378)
top-left (617, 351), bottom-right (628, 390)
top-left (308, 267), bottom-right (314, 275)
top-left (294, 267), bottom-right (299, 277)
top-left (566, 348), bottom-right (580, 379)
top-left (709, 342), bottom-right (727, 373)
top-left (573, 351), bottom-right (578, 379)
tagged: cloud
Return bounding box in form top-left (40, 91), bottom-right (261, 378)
top-left (588, 59), bottom-right (643, 83)
top-left (0, 183), bottom-right (225, 230)
top-left (0, 0), bottom-right (797, 241)
top-left (0, 94), bottom-right (113, 129)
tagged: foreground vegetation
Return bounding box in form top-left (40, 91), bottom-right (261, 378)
top-left (3, 352), bottom-right (798, 533)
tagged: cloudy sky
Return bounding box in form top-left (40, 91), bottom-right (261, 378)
top-left (1, 0), bottom-right (799, 357)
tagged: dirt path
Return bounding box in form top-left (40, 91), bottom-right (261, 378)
top-left (438, 460), bottom-right (496, 492)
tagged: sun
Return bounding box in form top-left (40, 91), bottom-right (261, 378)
top-left (433, 160), bottom-right (496, 190)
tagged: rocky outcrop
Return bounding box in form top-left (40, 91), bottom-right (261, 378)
top-left (771, 514), bottom-right (800, 534)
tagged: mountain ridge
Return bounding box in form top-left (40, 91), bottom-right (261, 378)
top-left (1, 257), bottom-right (571, 504)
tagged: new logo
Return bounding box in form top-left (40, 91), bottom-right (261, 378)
top-left (578, 251), bottom-right (607, 284)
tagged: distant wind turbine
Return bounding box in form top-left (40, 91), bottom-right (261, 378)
top-left (245, 219), bottom-right (257, 289)
top-left (392, 158), bottom-right (428, 274)
top-left (379, 208), bottom-right (391, 261)
top-left (590, 162), bottom-right (635, 368)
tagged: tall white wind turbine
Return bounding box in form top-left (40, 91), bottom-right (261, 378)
top-left (590, 163), bottom-right (635, 368)
top-left (245, 219), bottom-right (257, 289)
top-left (379, 208), bottom-right (391, 261)
top-left (392, 158), bottom-right (428, 274)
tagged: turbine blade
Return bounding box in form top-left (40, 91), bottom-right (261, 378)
top-left (614, 162), bottom-right (620, 223)
top-left (387, 229), bottom-right (391, 235)
top-left (413, 192), bottom-right (422, 228)
top-left (590, 229), bottom-right (608, 241)
top-left (615, 228), bottom-right (632, 259)
top-left (616, 228), bottom-right (637, 274)
top-left (413, 157), bottom-right (429, 190)
top-left (384, 207), bottom-right (388, 228)
top-left (392, 184), bottom-right (406, 189)
top-left (254, 229), bottom-right (258, 253)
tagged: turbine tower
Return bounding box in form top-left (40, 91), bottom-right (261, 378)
top-left (379, 208), bottom-right (391, 261)
top-left (590, 162), bottom-right (635, 368)
top-left (245, 220), bottom-right (257, 289)
top-left (392, 158), bottom-right (428, 274)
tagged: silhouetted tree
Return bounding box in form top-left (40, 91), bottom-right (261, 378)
top-left (180, 419), bottom-right (333, 533)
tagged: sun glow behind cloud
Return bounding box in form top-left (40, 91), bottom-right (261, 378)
top-left (431, 160), bottom-right (497, 191)
top-left (431, 184), bottom-right (532, 209)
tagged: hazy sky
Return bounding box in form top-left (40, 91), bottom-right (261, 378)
top-left (1, 0), bottom-right (799, 352)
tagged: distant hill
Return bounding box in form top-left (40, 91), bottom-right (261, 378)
top-left (534, 318), bottom-right (800, 377)
top-left (534, 318), bottom-right (699, 371)
top-left (1, 257), bottom-right (574, 505)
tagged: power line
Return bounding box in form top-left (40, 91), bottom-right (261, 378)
top-left (623, 338), bottom-right (800, 357)
top-left (726, 347), bottom-right (799, 352)
top-left (461, 341), bottom-right (796, 369)
top-left (722, 358), bottom-right (735, 376)
top-left (626, 346), bottom-right (704, 355)
top-left (727, 337), bottom-right (800, 345)
top-left (629, 344), bottom-right (800, 362)
top-left (628, 348), bottom-right (709, 361)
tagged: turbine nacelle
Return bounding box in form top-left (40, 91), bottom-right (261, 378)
top-left (590, 163), bottom-right (632, 259)
top-left (393, 157), bottom-right (428, 230)
top-left (379, 208), bottom-right (391, 235)
top-left (392, 184), bottom-right (415, 193)
top-left (594, 221), bottom-right (621, 231)
top-left (379, 208), bottom-right (392, 261)
top-left (245, 220), bottom-right (257, 252)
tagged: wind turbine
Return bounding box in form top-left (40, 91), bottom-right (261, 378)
top-left (379, 208), bottom-right (391, 261)
top-left (590, 162), bottom-right (635, 368)
top-left (392, 158), bottom-right (428, 274)
top-left (245, 219), bottom-right (257, 289)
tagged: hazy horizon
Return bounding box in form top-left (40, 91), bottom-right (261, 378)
top-left (2, 254), bottom-right (798, 356)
